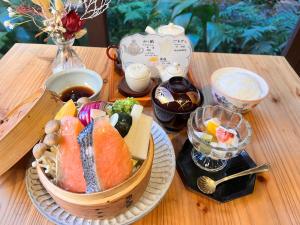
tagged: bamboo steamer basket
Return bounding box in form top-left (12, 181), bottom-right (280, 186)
top-left (0, 89), bottom-right (63, 176)
top-left (37, 137), bottom-right (154, 219)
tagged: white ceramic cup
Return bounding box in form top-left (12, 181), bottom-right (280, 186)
top-left (45, 68), bottom-right (103, 101)
top-left (125, 63), bottom-right (151, 92)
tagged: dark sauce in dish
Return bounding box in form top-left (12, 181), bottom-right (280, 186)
top-left (60, 86), bottom-right (94, 102)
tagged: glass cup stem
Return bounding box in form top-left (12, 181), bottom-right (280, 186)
top-left (191, 148), bottom-right (227, 172)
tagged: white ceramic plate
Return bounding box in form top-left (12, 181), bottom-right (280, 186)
top-left (26, 122), bottom-right (176, 225)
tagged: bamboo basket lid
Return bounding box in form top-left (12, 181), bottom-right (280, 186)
top-left (0, 89), bottom-right (63, 176)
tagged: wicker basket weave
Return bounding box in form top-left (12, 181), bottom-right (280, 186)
top-left (37, 137), bottom-right (154, 219)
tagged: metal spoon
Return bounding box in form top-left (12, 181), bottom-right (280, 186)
top-left (197, 163), bottom-right (270, 194)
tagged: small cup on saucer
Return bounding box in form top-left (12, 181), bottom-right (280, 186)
top-left (125, 63), bottom-right (151, 92)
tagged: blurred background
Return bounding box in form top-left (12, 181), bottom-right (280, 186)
top-left (1, 0), bottom-right (300, 70)
top-left (107, 0), bottom-right (300, 54)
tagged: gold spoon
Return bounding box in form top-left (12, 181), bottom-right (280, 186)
top-left (197, 163), bottom-right (270, 194)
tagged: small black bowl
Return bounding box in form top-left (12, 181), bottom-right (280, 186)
top-left (151, 79), bottom-right (204, 131)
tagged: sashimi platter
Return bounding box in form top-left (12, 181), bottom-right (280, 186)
top-left (27, 96), bottom-right (176, 222)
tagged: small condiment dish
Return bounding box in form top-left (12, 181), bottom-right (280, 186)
top-left (45, 68), bottom-right (103, 102)
top-left (211, 67), bottom-right (269, 113)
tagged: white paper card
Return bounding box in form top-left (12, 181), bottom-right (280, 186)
top-left (119, 33), bottom-right (193, 78)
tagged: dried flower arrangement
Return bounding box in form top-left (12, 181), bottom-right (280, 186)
top-left (3, 0), bottom-right (111, 42)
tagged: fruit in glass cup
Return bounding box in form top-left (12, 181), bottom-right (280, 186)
top-left (187, 105), bottom-right (252, 172)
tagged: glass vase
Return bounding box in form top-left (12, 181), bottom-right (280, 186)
top-left (52, 38), bottom-right (85, 73)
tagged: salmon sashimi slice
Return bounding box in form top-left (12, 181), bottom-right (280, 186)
top-left (57, 116), bottom-right (86, 193)
top-left (93, 118), bottom-right (133, 190)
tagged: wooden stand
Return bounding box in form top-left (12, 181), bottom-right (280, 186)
top-left (108, 55), bottom-right (195, 106)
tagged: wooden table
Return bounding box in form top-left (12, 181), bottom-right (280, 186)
top-left (0, 44), bottom-right (300, 225)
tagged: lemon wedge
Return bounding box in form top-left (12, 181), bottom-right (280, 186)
top-left (54, 100), bottom-right (77, 120)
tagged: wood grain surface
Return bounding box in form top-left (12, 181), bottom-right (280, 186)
top-left (0, 89), bottom-right (63, 176)
top-left (0, 44), bottom-right (300, 225)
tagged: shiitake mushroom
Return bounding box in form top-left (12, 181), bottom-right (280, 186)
top-left (43, 133), bottom-right (60, 146)
top-left (32, 143), bottom-right (47, 159)
top-left (45, 120), bottom-right (60, 134)
top-left (77, 97), bottom-right (91, 107)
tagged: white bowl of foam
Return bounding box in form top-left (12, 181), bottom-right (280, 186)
top-left (211, 67), bottom-right (269, 113)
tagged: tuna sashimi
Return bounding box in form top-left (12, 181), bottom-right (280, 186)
top-left (57, 116), bottom-right (86, 193)
top-left (93, 119), bottom-right (132, 190)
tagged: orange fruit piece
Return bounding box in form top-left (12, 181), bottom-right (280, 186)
top-left (55, 100), bottom-right (77, 120)
top-left (205, 119), bottom-right (220, 136)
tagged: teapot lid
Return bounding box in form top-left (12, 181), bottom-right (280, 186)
top-left (158, 23), bottom-right (185, 36)
top-left (166, 63), bottom-right (184, 76)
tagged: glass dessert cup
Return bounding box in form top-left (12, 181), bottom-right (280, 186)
top-left (187, 105), bottom-right (252, 172)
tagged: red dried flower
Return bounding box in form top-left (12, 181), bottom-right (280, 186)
top-left (61, 10), bottom-right (85, 40)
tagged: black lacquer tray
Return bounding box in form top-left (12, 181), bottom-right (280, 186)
top-left (177, 140), bottom-right (257, 202)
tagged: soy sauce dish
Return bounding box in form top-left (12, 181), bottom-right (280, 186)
top-left (45, 69), bottom-right (103, 102)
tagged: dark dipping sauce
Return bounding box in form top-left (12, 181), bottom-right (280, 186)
top-left (60, 86), bottom-right (94, 102)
